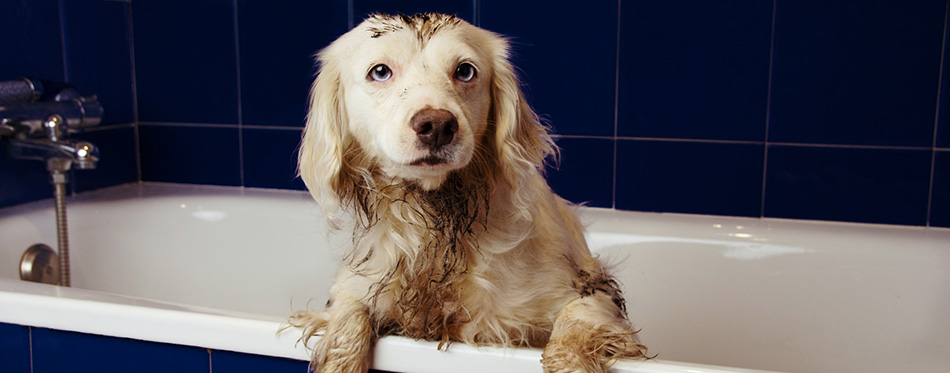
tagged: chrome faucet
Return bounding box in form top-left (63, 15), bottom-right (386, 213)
top-left (1, 78), bottom-right (104, 287)
top-left (6, 114), bottom-right (100, 172)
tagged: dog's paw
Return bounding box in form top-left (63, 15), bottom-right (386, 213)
top-left (541, 343), bottom-right (603, 373)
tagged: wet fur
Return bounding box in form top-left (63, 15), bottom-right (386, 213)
top-left (288, 13), bottom-right (649, 372)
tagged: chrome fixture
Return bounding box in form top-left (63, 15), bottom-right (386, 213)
top-left (1, 78), bottom-right (104, 287)
top-left (20, 243), bottom-right (60, 285)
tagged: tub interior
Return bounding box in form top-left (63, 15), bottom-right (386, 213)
top-left (0, 184), bottom-right (341, 318)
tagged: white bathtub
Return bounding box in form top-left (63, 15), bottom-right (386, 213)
top-left (1, 183), bottom-right (948, 372)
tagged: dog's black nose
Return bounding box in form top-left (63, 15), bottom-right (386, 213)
top-left (411, 109), bottom-right (458, 149)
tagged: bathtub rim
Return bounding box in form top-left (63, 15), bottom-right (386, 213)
top-left (0, 277), bottom-right (774, 373)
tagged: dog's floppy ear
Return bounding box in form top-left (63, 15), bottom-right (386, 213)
top-left (298, 51), bottom-right (351, 222)
top-left (489, 37), bottom-right (557, 196)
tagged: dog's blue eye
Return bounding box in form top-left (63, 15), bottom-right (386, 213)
top-left (454, 62), bottom-right (476, 82)
top-left (369, 64), bottom-right (392, 82)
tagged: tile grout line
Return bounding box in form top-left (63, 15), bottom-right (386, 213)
top-left (127, 1), bottom-right (143, 183)
top-left (761, 0), bottom-right (779, 219)
top-left (233, 0), bottom-right (245, 188)
top-left (28, 326), bottom-right (34, 373)
top-left (612, 0), bottom-right (622, 210)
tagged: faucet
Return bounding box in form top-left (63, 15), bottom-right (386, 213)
top-left (1, 77), bottom-right (104, 287)
top-left (6, 114), bottom-right (100, 173)
top-left (1, 78), bottom-right (102, 172)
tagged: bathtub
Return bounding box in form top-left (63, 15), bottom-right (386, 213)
top-left (1, 183), bottom-right (948, 372)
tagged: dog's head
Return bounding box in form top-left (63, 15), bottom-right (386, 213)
top-left (299, 13), bottom-right (554, 219)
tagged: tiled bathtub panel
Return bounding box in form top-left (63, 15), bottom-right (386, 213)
top-left (31, 328), bottom-right (209, 373)
top-left (211, 350), bottom-right (309, 372)
top-left (0, 323), bottom-right (31, 373)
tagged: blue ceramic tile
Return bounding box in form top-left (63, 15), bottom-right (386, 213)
top-left (545, 137), bottom-right (613, 208)
top-left (769, 0), bottom-right (944, 147)
top-left (353, 0), bottom-right (474, 26)
top-left (72, 126), bottom-right (138, 192)
top-left (617, 0), bottom-right (772, 141)
top-left (32, 327), bottom-right (208, 373)
top-left (132, 0), bottom-right (239, 124)
top-left (139, 125), bottom-right (241, 186)
top-left (481, 0), bottom-right (618, 137)
top-left (0, 0), bottom-right (65, 82)
top-left (0, 140), bottom-right (55, 208)
top-left (931, 151), bottom-right (950, 228)
top-left (238, 0), bottom-right (347, 127)
top-left (211, 350), bottom-right (309, 372)
top-left (938, 18), bottom-right (950, 150)
top-left (243, 128), bottom-right (306, 190)
top-left (63, 0), bottom-right (135, 125)
top-left (616, 140), bottom-right (764, 217)
top-left (939, 120), bottom-right (949, 149)
top-left (764, 145), bottom-right (931, 226)
top-left (0, 323), bottom-right (31, 373)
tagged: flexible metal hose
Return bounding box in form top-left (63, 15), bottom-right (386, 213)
top-left (52, 176), bottom-right (70, 287)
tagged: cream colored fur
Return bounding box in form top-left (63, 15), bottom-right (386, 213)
top-left (290, 13), bottom-right (649, 372)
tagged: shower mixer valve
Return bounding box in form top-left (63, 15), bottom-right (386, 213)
top-left (2, 77), bottom-right (104, 287)
top-left (0, 78), bottom-right (102, 173)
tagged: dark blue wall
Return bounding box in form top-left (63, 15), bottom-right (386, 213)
top-left (2, 0), bottom-right (949, 227)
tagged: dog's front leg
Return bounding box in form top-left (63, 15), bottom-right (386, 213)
top-left (541, 294), bottom-right (648, 373)
top-left (312, 294), bottom-right (374, 373)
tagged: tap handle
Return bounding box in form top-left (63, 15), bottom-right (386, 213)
top-left (0, 78), bottom-right (43, 105)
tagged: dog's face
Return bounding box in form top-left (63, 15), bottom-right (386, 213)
top-left (300, 14), bottom-right (554, 218)
top-left (333, 15), bottom-right (494, 189)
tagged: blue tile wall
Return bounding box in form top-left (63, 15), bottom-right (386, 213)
top-left (546, 137), bottom-right (614, 208)
top-left (243, 128), bottom-right (307, 190)
top-left (618, 0), bottom-right (772, 142)
top-left (73, 126), bottom-right (139, 192)
top-left (140, 125), bottom-right (241, 186)
top-left (616, 141), bottom-right (765, 218)
top-left (932, 151), bottom-right (950, 227)
top-left (3, 0), bottom-right (950, 228)
top-left (62, 0), bottom-right (135, 126)
top-left (482, 0), bottom-right (618, 137)
top-left (132, 0), bottom-right (239, 125)
top-left (237, 0), bottom-right (348, 127)
top-left (1, 0), bottom-right (136, 208)
top-left (769, 0), bottom-right (945, 147)
top-left (765, 146), bottom-right (932, 226)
